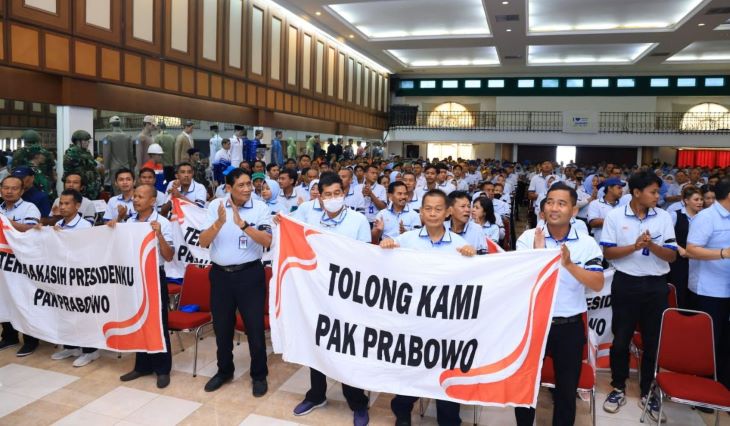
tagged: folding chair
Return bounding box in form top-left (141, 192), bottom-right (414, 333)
top-left (641, 308), bottom-right (730, 425)
top-left (168, 264), bottom-right (213, 377)
top-left (540, 313), bottom-right (596, 426)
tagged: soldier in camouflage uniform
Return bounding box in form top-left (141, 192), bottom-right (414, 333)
top-left (64, 130), bottom-right (101, 200)
top-left (12, 129), bottom-right (57, 199)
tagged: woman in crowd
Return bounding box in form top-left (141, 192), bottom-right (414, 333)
top-left (701, 184), bottom-right (716, 208)
top-left (471, 196), bottom-right (501, 246)
top-left (668, 186), bottom-right (704, 308)
top-left (261, 178), bottom-right (283, 215)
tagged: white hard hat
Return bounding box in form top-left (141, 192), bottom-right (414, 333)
top-left (147, 144), bottom-right (164, 155)
top-left (143, 115), bottom-right (157, 125)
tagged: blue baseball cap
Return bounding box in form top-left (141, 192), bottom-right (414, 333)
top-left (11, 166), bottom-right (33, 178)
top-left (602, 178), bottom-right (626, 188)
top-left (222, 165), bottom-right (236, 176)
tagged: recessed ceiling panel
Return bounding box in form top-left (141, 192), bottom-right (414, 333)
top-left (388, 47), bottom-right (499, 67)
top-left (528, 0), bottom-right (706, 33)
top-left (328, 0), bottom-right (490, 39)
top-left (528, 43), bottom-right (655, 65)
top-left (715, 18), bottom-right (730, 31)
top-left (666, 40), bottom-right (730, 62)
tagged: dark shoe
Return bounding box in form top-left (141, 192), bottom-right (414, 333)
top-left (120, 370), bottom-right (152, 382)
top-left (204, 374), bottom-right (232, 392)
top-left (353, 409), bottom-right (369, 426)
top-left (252, 379), bottom-right (268, 397)
top-left (395, 419), bottom-right (411, 426)
top-left (16, 341), bottom-right (38, 357)
top-left (293, 399), bottom-right (327, 416)
top-left (0, 339), bottom-right (20, 351)
top-left (157, 374), bottom-right (170, 389)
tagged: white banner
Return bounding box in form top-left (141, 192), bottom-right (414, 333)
top-left (586, 269), bottom-right (614, 369)
top-left (0, 216), bottom-right (166, 352)
top-left (165, 198), bottom-right (211, 279)
top-left (562, 111), bottom-right (599, 134)
top-left (271, 214), bottom-right (562, 407)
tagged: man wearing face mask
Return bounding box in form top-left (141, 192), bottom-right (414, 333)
top-left (291, 172), bottom-right (371, 426)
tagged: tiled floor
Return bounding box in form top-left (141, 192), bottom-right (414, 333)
top-left (0, 332), bottom-right (727, 425)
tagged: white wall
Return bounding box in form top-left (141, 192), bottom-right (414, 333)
top-left (393, 95), bottom-right (496, 111)
top-left (496, 96), bottom-right (657, 112)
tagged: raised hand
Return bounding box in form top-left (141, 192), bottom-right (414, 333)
top-left (560, 244), bottom-right (572, 267)
top-left (534, 226), bottom-right (546, 249)
top-left (116, 205), bottom-right (128, 221)
top-left (373, 217), bottom-right (384, 232)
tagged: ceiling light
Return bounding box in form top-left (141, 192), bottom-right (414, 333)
top-left (349, 34), bottom-right (354, 38)
top-left (410, 60), bottom-right (440, 67)
top-left (506, 28), bottom-right (512, 32)
top-left (502, 1), bottom-right (509, 4)
top-left (698, 22), bottom-right (706, 26)
top-left (315, 11), bottom-right (321, 16)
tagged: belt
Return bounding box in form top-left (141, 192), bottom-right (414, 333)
top-left (552, 314), bottom-right (582, 325)
top-left (212, 260), bottom-right (261, 273)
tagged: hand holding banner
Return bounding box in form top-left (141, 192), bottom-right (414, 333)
top-left (271, 214), bottom-right (561, 407)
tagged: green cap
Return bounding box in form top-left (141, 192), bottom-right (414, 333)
top-left (252, 172), bottom-right (266, 181)
top-left (71, 130), bottom-right (92, 142)
top-left (20, 129), bottom-right (40, 144)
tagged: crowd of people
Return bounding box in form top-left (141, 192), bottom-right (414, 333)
top-left (0, 122), bottom-right (729, 426)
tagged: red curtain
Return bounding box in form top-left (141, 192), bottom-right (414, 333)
top-left (676, 150), bottom-right (730, 168)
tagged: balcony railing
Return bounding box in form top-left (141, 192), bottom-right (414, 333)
top-left (389, 111), bottom-right (730, 134)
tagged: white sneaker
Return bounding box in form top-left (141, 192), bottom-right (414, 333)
top-left (51, 348), bottom-right (81, 360)
top-left (72, 351), bottom-right (100, 367)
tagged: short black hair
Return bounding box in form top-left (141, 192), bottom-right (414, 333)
top-left (716, 178), bottom-right (730, 201)
top-left (539, 197), bottom-right (547, 212)
top-left (447, 190), bottom-right (470, 207)
top-left (628, 171), bottom-right (662, 194)
top-left (422, 189), bottom-right (448, 206)
top-left (176, 162), bottom-right (193, 173)
top-left (1, 175), bottom-right (23, 187)
top-left (225, 168), bottom-right (251, 186)
top-left (365, 164), bottom-right (378, 173)
top-left (354, 165), bottom-right (364, 173)
top-left (435, 163), bottom-right (448, 173)
top-left (115, 168), bottom-right (134, 181)
top-left (221, 138), bottom-right (231, 145)
top-left (254, 160), bottom-right (266, 168)
top-left (318, 171), bottom-right (342, 193)
top-left (298, 154), bottom-right (311, 161)
top-left (266, 163), bottom-right (279, 172)
top-left (280, 168), bottom-right (297, 182)
top-left (387, 181), bottom-right (407, 194)
top-left (480, 181), bottom-right (495, 190)
top-left (138, 167), bottom-right (156, 178)
top-left (62, 171), bottom-right (85, 186)
top-left (423, 164), bottom-right (437, 173)
top-left (546, 182), bottom-right (578, 206)
top-left (60, 189), bottom-right (82, 204)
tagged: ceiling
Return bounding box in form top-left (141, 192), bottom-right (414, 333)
top-left (273, 0), bottom-right (730, 76)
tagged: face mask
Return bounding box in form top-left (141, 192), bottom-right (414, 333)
top-left (323, 197), bottom-right (345, 213)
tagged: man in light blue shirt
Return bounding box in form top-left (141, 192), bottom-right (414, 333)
top-left (103, 168), bottom-right (135, 222)
top-left (372, 181), bottom-right (421, 241)
top-left (380, 188), bottom-right (475, 425)
top-left (199, 168), bottom-right (272, 397)
top-left (687, 178), bottom-right (730, 389)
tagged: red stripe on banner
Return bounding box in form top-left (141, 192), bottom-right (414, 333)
top-left (275, 215), bottom-right (320, 318)
top-left (103, 231), bottom-right (165, 351)
top-left (438, 254), bottom-right (560, 405)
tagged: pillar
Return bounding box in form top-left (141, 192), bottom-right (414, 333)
top-left (56, 106), bottom-right (94, 195)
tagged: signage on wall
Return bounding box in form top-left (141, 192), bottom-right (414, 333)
top-left (562, 111), bottom-right (599, 134)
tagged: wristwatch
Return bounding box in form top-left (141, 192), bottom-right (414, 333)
top-left (241, 221), bottom-right (250, 231)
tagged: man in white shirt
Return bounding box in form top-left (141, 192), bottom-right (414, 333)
top-left (359, 165), bottom-right (387, 223)
top-left (276, 169), bottom-right (299, 214)
top-left (586, 178), bottom-right (624, 244)
top-left (600, 171), bottom-right (677, 423)
top-left (445, 191), bottom-right (486, 253)
top-left (372, 181), bottom-right (421, 241)
top-left (514, 182), bottom-right (604, 426)
top-left (402, 171), bottom-right (422, 213)
top-left (47, 172), bottom-right (97, 225)
top-left (295, 168), bottom-right (319, 203)
top-left (413, 162), bottom-right (426, 189)
top-left (213, 138), bottom-right (232, 185)
top-left (452, 164), bottom-right (469, 192)
top-left (435, 164), bottom-right (455, 195)
top-left (103, 168), bottom-right (136, 222)
top-left (338, 168), bottom-right (364, 212)
top-left (229, 125), bottom-right (246, 167)
top-left (161, 163), bottom-right (208, 216)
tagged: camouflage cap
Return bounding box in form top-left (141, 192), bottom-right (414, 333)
top-left (20, 129), bottom-right (41, 144)
top-left (71, 130), bottom-right (92, 142)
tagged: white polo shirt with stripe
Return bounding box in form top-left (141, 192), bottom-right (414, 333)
top-left (0, 200), bottom-right (41, 225)
top-left (375, 204), bottom-right (421, 240)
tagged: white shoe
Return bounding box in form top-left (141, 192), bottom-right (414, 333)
top-left (72, 351), bottom-right (100, 367)
top-left (51, 348), bottom-right (81, 360)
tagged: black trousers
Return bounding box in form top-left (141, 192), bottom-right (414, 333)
top-left (134, 269), bottom-right (172, 375)
top-left (306, 368), bottom-right (369, 411)
top-left (609, 272), bottom-right (668, 396)
top-left (1, 323), bottom-right (38, 345)
top-left (209, 262), bottom-right (268, 380)
top-left (515, 318), bottom-right (585, 426)
top-left (691, 291), bottom-right (730, 389)
top-left (391, 395), bottom-right (461, 426)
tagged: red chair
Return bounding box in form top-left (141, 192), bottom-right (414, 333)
top-left (630, 283), bottom-right (678, 372)
top-left (168, 264), bottom-right (213, 377)
top-left (501, 216), bottom-right (512, 251)
top-left (235, 266), bottom-right (272, 338)
top-left (540, 313), bottom-right (596, 426)
top-left (640, 308), bottom-right (730, 425)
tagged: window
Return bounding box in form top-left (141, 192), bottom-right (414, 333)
top-left (680, 103), bottom-right (730, 131)
top-left (650, 78), bottom-right (669, 87)
top-left (487, 79), bottom-right (505, 88)
top-left (428, 103), bottom-right (473, 128)
top-left (591, 78), bottom-right (609, 88)
top-left (677, 78), bottom-right (696, 87)
top-left (464, 79), bottom-right (481, 88)
top-left (566, 78), bottom-right (583, 88)
top-left (617, 78), bottom-right (635, 88)
top-left (705, 77), bottom-right (724, 87)
top-left (517, 79), bottom-right (534, 88)
top-left (400, 80), bottom-right (414, 89)
top-left (542, 79), bottom-right (559, 88)
top-left (442, 80), bottom-right (458, 89)
top-left (420, 80), bottom-right (436, 89)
